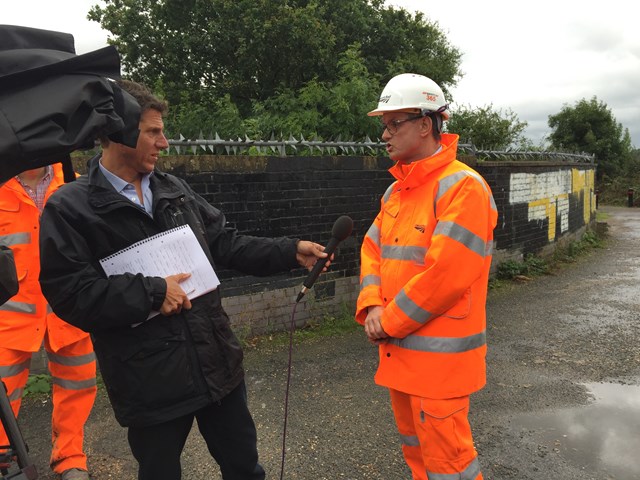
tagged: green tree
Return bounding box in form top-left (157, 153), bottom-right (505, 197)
top-left (445, 104), bottom-right (529, 150)
top-left (548, 97), bottom-right (632, 180)
top-left (361, 6), bottom-right (462, 99)
top-left (249, 44), bottom-right (380, 139)
top-left (165, 93), bottom-right (244, 139)
top-left (88, 0), bottom-right (462, 136)
top-left (628, 148), bottom-right (640, 176)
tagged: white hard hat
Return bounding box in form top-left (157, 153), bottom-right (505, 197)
top-left (368, 73), bottom-right (449, 120)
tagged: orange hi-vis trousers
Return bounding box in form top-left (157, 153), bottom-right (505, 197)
top-left (0, 335), bottom-right (96, 474)
top-left (389, 389), bottom-right (483, 480)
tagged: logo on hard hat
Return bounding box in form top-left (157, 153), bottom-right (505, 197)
top-left (379, 95), bottom-right (391, 104)
top-left (422, 91), bottom-right (439, 102)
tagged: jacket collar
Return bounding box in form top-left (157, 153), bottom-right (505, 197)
top-left (2, 162), bottom-right (66, 202)
top-left (86, 154), bottom-right (183, 211)
top-left (389, 133), bottom-right (459, 187)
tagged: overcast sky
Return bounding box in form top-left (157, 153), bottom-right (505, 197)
top-left (388, 0), bottom-right (640, 148)
top-left (3, 0), bottom-right (639, 147)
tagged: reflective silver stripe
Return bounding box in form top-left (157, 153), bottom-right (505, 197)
top-left (360, 274), bottom-right (381, 288)
top-left (8, 386), bottom-right (24, 402)
top-left (366, 223), bottom-right (381, 248)
top-left (464, 168), bottom-right (497, 213)
top-left (395, 290), bottom-right (433, 325)
top-left (382, 182), bottom-right (396, 203)
top-left (0, 300), bottom-right (37, 314)
top-left (485, 240), bottom-right (494, 257)
top-left (0, 359), bottom-right (30, 378)
top-left (47, 351), bottom-right (96, 367)
top-left (390, 330), bottom-right (486, 353)
top-left (381, 245), bottom-right (427, 264)
top-left (400, 434), bottom-right (420, 447)
top-left (0, 232), bottom-right (31, 247)
top-left (427, 456), bottom-right (481, 480)
top-left (436, 171), bottom-right (468, 203)
top-left (489, 192), bottom-right (497, 212)
top-left (434, 221), bottom-right (487, 258)
top-left (436, 170), bottom-right (497, 212)
top-left (46, 304), bottom-right (53, 315)
top-left (52, 376), bottom-right (97, 390)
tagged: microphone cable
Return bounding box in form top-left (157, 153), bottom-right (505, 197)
top-left (279, 215), bottom-right (353, 478)
top-left (279, 300), bottom-right (300, 480)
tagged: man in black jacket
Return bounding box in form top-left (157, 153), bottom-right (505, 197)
top-left (38, 80), bottom-right (328, 480)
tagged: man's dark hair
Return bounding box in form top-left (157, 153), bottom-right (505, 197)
top-left (428, 113), bottom-right (443, 142)
top-left (117, 79), bottom-right (168, 115)
top-left (100, 80), bottom-right (168, 147)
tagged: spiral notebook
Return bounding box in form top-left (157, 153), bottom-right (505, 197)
top-left (99, 225), bottom-right (220, 320)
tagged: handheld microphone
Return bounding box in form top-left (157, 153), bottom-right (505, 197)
top-left (296, 215), bottom-right (353, 303)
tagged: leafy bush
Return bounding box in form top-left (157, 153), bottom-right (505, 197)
top-left (496, 254), bottom-right (549, 280)
top-left (23, 374), bottom-right (51, 397)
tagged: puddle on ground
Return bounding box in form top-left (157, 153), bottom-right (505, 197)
top-left (511, 382), bottom-right (640, 479)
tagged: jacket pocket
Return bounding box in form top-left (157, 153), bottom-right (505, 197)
top-left (100, 335), bottom-right (198, 412)
top-left (440, 288), bottom-right (472, 319)
top-left (0, 197), bottom-right (20, 214)
top-left (383, 201), bottom-right (399, 219)
top-left (418, 397), bottom-right (470, 460)
top-left (204, 298), bottom-right (244, 384)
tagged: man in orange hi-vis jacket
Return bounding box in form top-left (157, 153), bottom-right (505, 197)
top-left (356, 73), bottom-right (498, 480)
top-left (0, 165), bottom-right (96, 480)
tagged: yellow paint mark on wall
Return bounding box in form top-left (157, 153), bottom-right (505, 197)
top-left (571, 168), bottom-right (595, 224)
top-left (513, 167), bottom-right (596, 243)
top-left (528, 198), bottom-right (556, 240)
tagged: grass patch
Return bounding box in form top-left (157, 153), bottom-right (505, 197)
top-left (492, 229), bottom-right (606, 287)
top-left (243, 303), bottom-right (359, 349)
top-left (552, 230), bottom-right (604, 263)
top-left (496, 254), bottom-right (549, 281)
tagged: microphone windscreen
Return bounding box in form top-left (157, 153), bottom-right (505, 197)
top-left (331, 215), bottom-right (354, 241)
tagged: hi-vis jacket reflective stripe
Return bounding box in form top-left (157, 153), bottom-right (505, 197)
top-left (356, 134), bottom-right (498, 399)
top-left (0, 164), bottom-right (88, 352)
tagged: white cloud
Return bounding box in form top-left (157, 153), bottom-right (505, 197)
top-left (3, 0), bottom-right (639, 147)
top-left (387, 0), bottom-right (640, 147)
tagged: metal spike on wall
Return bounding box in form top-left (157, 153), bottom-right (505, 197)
top-left (161, 133), bottom-right (594, 163)
top-left (288, 135), bottom-right (298, 153)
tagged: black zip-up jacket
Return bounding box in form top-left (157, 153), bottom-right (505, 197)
top-left (39, 155), bottom-right (299, 427)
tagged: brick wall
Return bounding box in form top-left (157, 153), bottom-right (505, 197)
top-left (157, 155), bottom-right (393, 335)
top-left (476, 161), bottom-right (596, 267)
top-left (63, 154), bottom-right (595, 338)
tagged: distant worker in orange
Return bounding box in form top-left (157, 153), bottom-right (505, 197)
top-left (356, 73), bottom-right (498, 480)
top-left (0, 165), bottom-right (96, 480)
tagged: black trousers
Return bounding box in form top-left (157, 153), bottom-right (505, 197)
top-left (127, 381), bottom-right (265, 480)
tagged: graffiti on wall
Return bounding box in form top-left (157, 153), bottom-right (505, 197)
top-left (509, 168), bottom-right (595, 241)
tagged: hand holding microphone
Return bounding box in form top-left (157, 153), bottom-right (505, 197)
top-left (295, 242), bottom-right (330, 270)
top-left (296, 215), bottom-right (354, 303)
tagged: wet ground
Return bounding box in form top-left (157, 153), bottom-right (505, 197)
top-left (512, 382), bottom-right (640, 479)
top-left (9, 205), bottom-right (640, 479)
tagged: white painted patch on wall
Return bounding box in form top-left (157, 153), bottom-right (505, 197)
top-left (509, 171), bottom-right (572, 204)
top-left (557, 196), bottom-right (569, 233)
top-left (528, 203), bottom-right (548, 221)
top-left (508, 170), bottom-right (589, 241)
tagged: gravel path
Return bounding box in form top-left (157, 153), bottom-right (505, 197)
top-left (14, 206), bottom-right (640, 479)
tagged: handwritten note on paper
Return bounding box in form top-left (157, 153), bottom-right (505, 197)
top-left (99, 224), bottom-right (220, 307)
